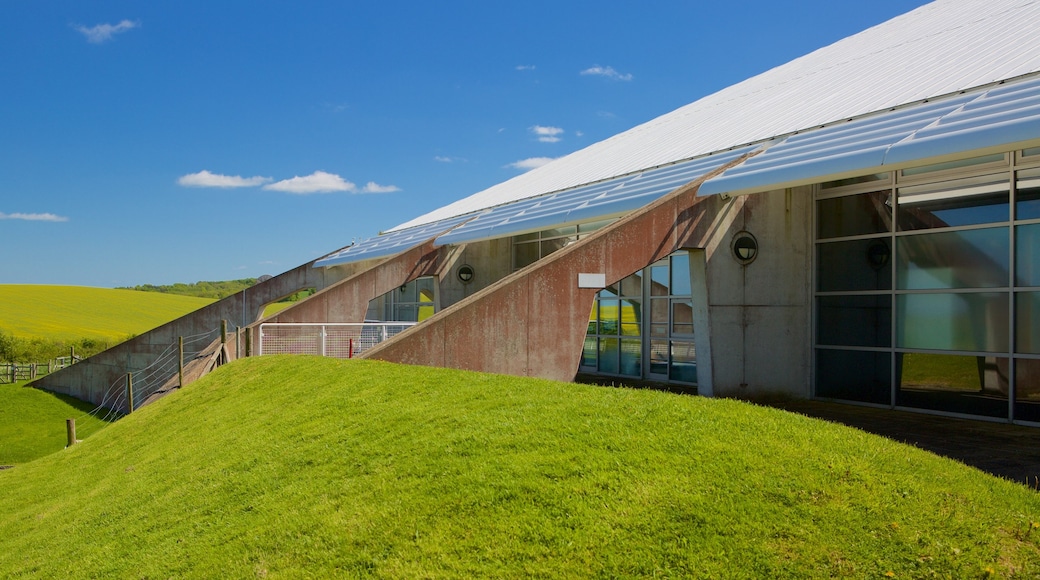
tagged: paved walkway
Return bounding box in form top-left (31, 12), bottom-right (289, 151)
top-left (767, 400), bottom-right (1040, 487)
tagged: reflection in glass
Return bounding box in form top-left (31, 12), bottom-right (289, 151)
top-left (1017, 224), bottom-right (1040, 287)
top-left (650, 298), bottom-right (669, 337)
top-left (815, 349), bottom-right (891, 404)
top-left (1018, 292), bottom-right (1040, 355)
top-left (816, 191), bottom-right (892, 239)
top-left (620, 299), bottom-right (641, 336)
top-left (649, 339), bottom-right (668, 376)
top-left (896, 292), bottom-right (1009, 352)
top-left (513, 242), bottom-right (539, 269)
top-left (620, 338), bottom-right (641, 376)
top-left (581, 337), bottom-right (597, 368)
top-left (896, 352), bottom-right (1008, 418)
top-left (896, 228), bottom-right (1009, 290)
top-left (598, 338), bottom-right (619, 374)
top-left (650, 261), bottom-right (669, 296)
top-left (669, 341), bottom-right (696, 383)
top-left (598, 299), bottom-right (619, 335)
top-left (897, 191), bottom-right (1009, 230)
top-left (620, 272), bottom-right (642, 297)
top-left (900, 154), bottom-right (1004, 176)
top-left (1014, 358), bottom-right (1040, 422)
top-left (670, 254), bottom-right (691, 296)
top-left (817, 239), bottom-right (892, 292)
top-left (1016, 187), bottom-right (1040, 220)
top-left (671, 299), bottom-right (694, 335)
top-left (816, 295), bottom-right (891, 347)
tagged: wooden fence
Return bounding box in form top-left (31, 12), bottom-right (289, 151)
top-left (0, 355), bottom-right (81, 384)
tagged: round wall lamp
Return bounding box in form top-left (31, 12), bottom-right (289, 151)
top-left (457, 264), bottom-right (475, 284)
top-left (731, 231), bottom-right (759, 265)
top-left (866, 240), bottom-right (891, 271)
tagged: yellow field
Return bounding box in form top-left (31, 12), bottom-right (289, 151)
top-left (0, 285), bottom-right (214, 341)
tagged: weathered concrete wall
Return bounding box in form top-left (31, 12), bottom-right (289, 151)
top-left (259, 241), bottom-right (459, 325)
top-left (31, 254), bottom-right (345, 410)
top-left (361, 158), bottom-right (756, 383)
top-left (704, 186), bottom-right (812, 399)
top-left (437, 238), bottom-right (513, 309)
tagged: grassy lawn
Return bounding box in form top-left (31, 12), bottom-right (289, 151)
top-left (1, 356), bottom-right (1038, 577)
top-left (0, 285), bottom-right (213, 342)
top-left (0, 380), bottom-right (114, 465)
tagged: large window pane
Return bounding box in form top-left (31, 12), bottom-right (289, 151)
top-left (817, 191), bottom-right (892, 239)
top-left (1017, 292), bottom-right (1040, 355)
top-left (896, 228), bottom-right (1009, 290)
top-left (669, 341), bottom-right (697, 383)
top-left (896, 353), bottom-right (1008, 419)
top-left (581, 337), bottom-right (597, 368)
top-left (1014, 358), bottom-right (1040, 422)
top-left (598, 299), bottom-right (619, 335)
top-left (1017, 224), bottom-right (1040, 287)
top-left (620, 272), bottom-right (642, 297)
top-left (815, 349), bottom-right (891, 404)
top-left (897, 173), bottom-right (1009, 230)
top-left (649, 339), bottom-right (668, 376)
top-left (650, 298), bottom-right (669, 337)
top-left (896, 292), bottom-right (1009, 352)
top-left (620, 338), bottom-right (641, 377)
top-left (620, 299), bottom-right (641, 336)
top-left (514, 242), bottom-right (539, 269)
top-left (670, 254), bottom-right (691, 296)
top-left (671, 299), bottom-right (694, 336)
top-left (816, 295), bottom-right (891, 347)
top-left (650, 262), bottom-right (669, 296)
top-left (817, 239), bottom-right (892, 292)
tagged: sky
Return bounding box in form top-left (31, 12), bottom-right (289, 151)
top-left (1, 0), bottom-right (932, 288)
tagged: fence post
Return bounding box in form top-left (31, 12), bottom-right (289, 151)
top-left (179, 336), bottom-right (185, 388)
top-left (66, 418), bottom-right (76, 447)
top-left (221, 320), bottom-right (228, 346)
top-left (245, 326), bottom-right (252, 357)
top-left (126, 373), bottom-right (134, 413)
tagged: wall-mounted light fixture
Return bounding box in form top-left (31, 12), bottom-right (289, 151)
top-left (731, 231), bottom-right (759, 265)
top-left (866, 240), bottom-right (891, 270)
top-left (457, 264), bottom-right (475, 284)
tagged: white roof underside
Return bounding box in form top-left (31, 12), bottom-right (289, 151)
top-left (390, 0), bottom-right (1040, 232)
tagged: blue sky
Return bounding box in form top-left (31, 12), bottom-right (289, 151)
top-left (1, 1), bottom-right (929, 287)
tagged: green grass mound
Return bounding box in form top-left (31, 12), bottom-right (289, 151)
top-left (0, 285), bottom-right (213, 341)
top-left (1, 357), bottom-right (1038, 578)
top-left (0, 381), bottom-right (113, 464)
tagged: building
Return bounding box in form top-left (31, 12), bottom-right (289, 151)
top-left (35, 0), bottom-right (1040, 424)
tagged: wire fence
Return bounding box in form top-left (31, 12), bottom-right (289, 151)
top-left (258, 322), bottom-right (415, 358)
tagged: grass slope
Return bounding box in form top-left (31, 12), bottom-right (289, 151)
top-left (0, 285), bottom-right (213, 341)
top-left (0, 381), bottom-right (113, 464)
top-left (1, 356), bottom-right (1038, 578)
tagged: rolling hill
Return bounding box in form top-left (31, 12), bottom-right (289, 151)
top-left (1, 356), bottom-right (1037, 577)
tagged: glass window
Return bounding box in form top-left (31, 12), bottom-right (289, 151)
top-left (598, 299), bottom-right (619, 335)
top-left (1016, 224), bottom-right (1040, 287)
top-left (513, 242), bottom-right (539, 269)
top-left (1017, 292), bottom-right (1040, 355)
top-left (816, 191), bottom-right (892, 239)
top-left (816, 239), bottom-right (892, 292)
top-left (669, 341), bottom-right (696, 383)
top-left (896, 353), bottom-right (1008, 419)
top-left (896, 292), bottom-right (1009, 352)
top-left (650, 298), bottom-right (669, 337)
top-left (620, 272), bottom-right (642, 297)
top-left (815, 349), bottom-right (891, 404)
top-left (670, 254), bottom-right (691, 296)
top-left (581, 337), bottom-right (597, 368)
top-left (620, 299), bottom-right (641, 337)
top-left (820, 173), bottom-right (888, 190)
top-left (816, 295), bottom-right (891, 348)
top-left (896, 228), bottom-right (1009, 290)
top-left (1018, 187), bottom-right (1040, 221)
top-left (1014, 358), bottom-right (1040, 422)
top-left (598, 338), bottom-right (619, 374)
top-left (620, 338), bottom-right (641, 377)
top-left (649, 339), bottom-right (668, 376)
top-left (650, 261), bottom-right (669, 296)
top-left (1023, 147), bottom-right (1040, 158)
top-left (578, 219), bottom-right (616, 233)
top-left (671, 299), bottom-right (694, 336)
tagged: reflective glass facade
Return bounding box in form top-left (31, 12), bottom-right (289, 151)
top-left (581, 253), bottom-right (697, 384)
top-left (814, 152), bottom-right (1040, 422)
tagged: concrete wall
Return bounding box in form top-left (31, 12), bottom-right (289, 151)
top-left (31, 252), bottom-right (354, 411)
top-left (703, 186), bottom-right (813, 399)
top-left (360, 158), bottom-right (766, 383)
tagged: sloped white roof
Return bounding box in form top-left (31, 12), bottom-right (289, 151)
top-left (390, 0), bottom-right (1040, 232)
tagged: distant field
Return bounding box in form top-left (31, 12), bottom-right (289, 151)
top-left (0, 285), bottom-right (214, 341)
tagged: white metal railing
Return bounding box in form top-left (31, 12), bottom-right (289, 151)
top-left (257, 322), bottom-right (416, 358)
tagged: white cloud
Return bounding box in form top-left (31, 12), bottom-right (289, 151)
top-left (178, 170), bottom-right (272, 188)
top-left (434, 155), bottom-right (468, 163)
top-left (263, 171), bottom-right (357, 194)
top-left (580, 65), bottom-right (633, 81)
top-left (516, 65), bottom-right (536, 71)
top-left (74, 19), bottom-right (139, 44)
top-left (530, 125), bottom-right (564, 143)
top-left (507, 157), bottom-right (556, 171)
top-left (361, 182), bottom-right (401, 194)
top-left (0, 212), bottom-right (69, 222)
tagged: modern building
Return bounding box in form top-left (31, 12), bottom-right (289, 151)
top-left (35, 0), bottom-right (1040, 424)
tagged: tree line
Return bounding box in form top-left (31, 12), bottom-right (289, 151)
top-left (0, 328), bottom-right (123, 364)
